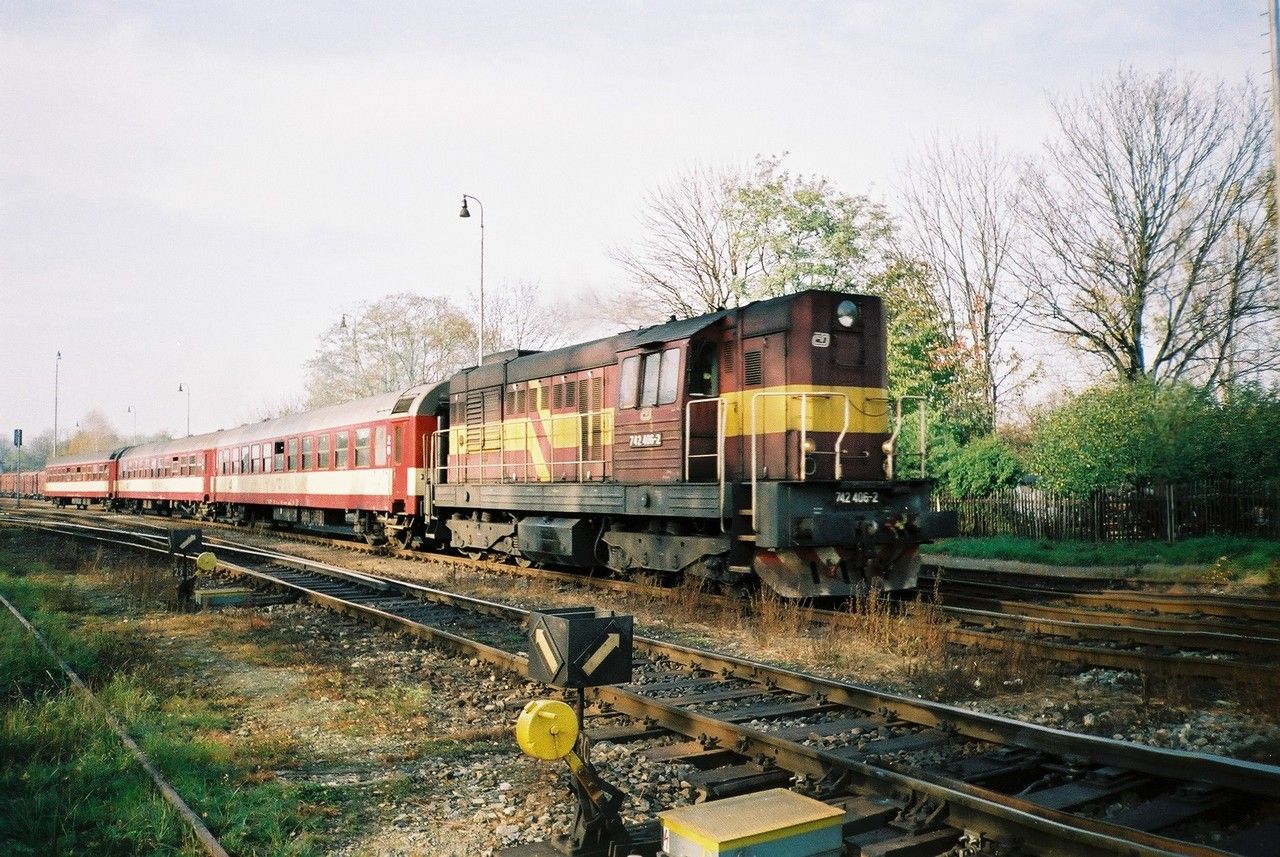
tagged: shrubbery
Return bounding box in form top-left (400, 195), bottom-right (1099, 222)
top-left (1027, 381), bottom-right (1280, 494)
top-left (906, 381), bottom-right (1280, 498)
top-left (931, 433), bottom-right (1022, 496)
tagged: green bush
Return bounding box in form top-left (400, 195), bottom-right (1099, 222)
top-left (1027, 380), bottom-right (1280, 495)
top-left (932, 433), bottom-right (1022, 496)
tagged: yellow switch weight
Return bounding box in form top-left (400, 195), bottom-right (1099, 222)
top-left (514, 699), bottom-right (580, 761)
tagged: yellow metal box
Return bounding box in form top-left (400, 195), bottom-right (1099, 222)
top-left (658, 788), bottom-right (843, 857)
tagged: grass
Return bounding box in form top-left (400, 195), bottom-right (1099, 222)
top-left (0, 531), bottom-right (330, 856)
top-left (921, 534), bottom-right (1280, 577)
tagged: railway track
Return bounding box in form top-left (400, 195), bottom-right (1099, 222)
top-left (4, 512), bottom-right (1280, 855)
top-left (6, 505), bottom-right (1280, 687)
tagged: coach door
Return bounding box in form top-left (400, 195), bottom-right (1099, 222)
top-left (202, 449), bottom-right (214, 502)
top-left (387, 420), bottom-right (407, 510)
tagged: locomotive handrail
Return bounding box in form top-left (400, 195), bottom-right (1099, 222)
top-left (683, 397), bottom-right (727, 530)
top-left (429, 409), bottom-right (613, 487)
top-left (749, 392), bottom-right (851, 532)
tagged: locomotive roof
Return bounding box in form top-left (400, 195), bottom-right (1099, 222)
top-left (449, 305), bottom-right (740, 391)
top-left (447, 289), bottom-right (860, 392)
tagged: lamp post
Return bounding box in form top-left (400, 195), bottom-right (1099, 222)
top-left (178, 383), bottom-right (190, 436)
top-left (127, 405), bottom-right (137, 444)
top-left (53, 351), bottom-right (61, 457)
top-left (459, 194), bottom-right (485, 366)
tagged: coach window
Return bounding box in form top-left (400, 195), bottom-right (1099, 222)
top-left (318, 434), bottom-right (331, 469)
top-left (287, 438), bottom-right (298, 471)
top-left (302, 436), bottom-right (313, 470)
top-left (355, 428), bottom-right (371, 467)
top-left (375, 426), bottom-right (387, 466)
top-left (273, 441), bottom-right (284, 471)
top-left (250, 444), bottom-right (260, 473)
top-left (336, 432), bottom-right (349, 468)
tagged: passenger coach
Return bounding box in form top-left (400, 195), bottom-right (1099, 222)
top-left (206, 384), bottom-right (442, 544)
top-left (45, 450), bottom-right (121, 509)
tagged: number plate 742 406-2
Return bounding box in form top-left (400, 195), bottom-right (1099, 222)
top-left (835, 491), bottom-right (879, 505)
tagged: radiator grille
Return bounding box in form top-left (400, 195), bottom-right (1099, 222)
top-left (744, 350), bottom-right (762, 386)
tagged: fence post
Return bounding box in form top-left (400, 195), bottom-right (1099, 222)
top-left (1093, 489), bottom-right (1101, 542)
top-left (1165, 482), bottom-right (1175, 544)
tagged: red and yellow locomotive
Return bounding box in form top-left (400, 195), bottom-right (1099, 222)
top-left (429, 290), bottom-right (954, 598)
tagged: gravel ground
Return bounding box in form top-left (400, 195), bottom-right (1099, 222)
top-left (152, 532), bottom-right (1280, 852)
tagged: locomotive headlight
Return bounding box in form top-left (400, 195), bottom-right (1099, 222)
top-left (836, 299), bottom-right (859, 328)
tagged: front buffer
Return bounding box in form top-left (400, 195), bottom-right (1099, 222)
top-left (750, 480), bottom-right (956, 599)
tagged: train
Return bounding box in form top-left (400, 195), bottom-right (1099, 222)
top-left (14, 290), bottom-right (955, 598)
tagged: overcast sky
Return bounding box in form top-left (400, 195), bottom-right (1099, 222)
top-left (0, 1), bottom-right (1267, 443)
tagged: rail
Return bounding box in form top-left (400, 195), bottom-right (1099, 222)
top-left (749, 391), bottom-right (850, 531)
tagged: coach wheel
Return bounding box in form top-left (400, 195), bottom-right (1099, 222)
top-left (513, 556), bottom-right (534, 568)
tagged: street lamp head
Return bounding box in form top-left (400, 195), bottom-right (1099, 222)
top-left (459, 196), bottom-right (471, 218)
top-left (178, 383), bottom-right (184, 392)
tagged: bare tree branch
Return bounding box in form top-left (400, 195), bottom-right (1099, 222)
top-left (1020, 67), bottom-right (1275, 386)
top-left (900, 134), bottom-right (1031, 426)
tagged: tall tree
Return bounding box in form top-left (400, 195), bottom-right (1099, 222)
top-left (1, 429), bottom-right (53, 472)
top-left (474, 279), bottom-right (570, 353)
top-left (608, 155), bottom-right (896, 324)
top-left (900, 135), bottom-right (1029, 427)
top-left (1020, 68), bottom-right (1274, 384)
top-left (304, 288), bottom-right (574, 408)
top-left (304, 293), bottom-right (475, 407)
top-left (735, 154), bottom-right (894, 299)
top-left (61, 410), bottom-right (125, 456)
top-left (607, 163), bottom-right (759, 326)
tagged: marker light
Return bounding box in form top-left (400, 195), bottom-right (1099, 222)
top-left (836, 300), bottom-right (859, 328)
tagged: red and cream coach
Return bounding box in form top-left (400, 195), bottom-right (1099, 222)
top-left (44, 382), bottom-right (443, 547)
top-left (206, 384), bottom-right (442, 544)
top-left (45, 450), bottom-right (120, 509)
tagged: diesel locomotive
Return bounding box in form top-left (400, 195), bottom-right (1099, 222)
top-left (38, 290), bottom-right (954, 598)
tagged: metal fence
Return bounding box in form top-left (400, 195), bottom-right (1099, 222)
top-left (934, 480), bottom-right (1280, 542)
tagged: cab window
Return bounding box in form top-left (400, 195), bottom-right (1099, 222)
top-left (619, 357), bottom-right (640, 409)
top-left (620, 348), bottom-right (681, 408)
